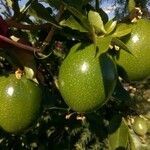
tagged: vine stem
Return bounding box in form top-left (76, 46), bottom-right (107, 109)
top-left (40, 4), bottom-right (64, 52)
top-left (0, 35), bottom-right (41, 52)
top-left (48, 107), bottom-right (70, 111)
top-left (6, 20), bottom-right (52, 30)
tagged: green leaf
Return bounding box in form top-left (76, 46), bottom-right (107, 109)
top-left (60, 16), bottom-right (88, 32)
top-left (128, 130), bottom-right (148, 150)
top-left (112, 23), bottom-right (132, 38)
top-left (88, 10), bottom-right (106, 34)
top-left (128, 133), bottom-right (136, 150)
top-left (128, 0), bottom-right (136, 12)
top-left (64, 4), bottom-right (91, 31)
top-left (112, 79), bottom-right (132, 107)
top-left (28, 2), bottom-right (55, 23)
top-left (105, 20), bottom-right (117, 34)
top-left (63, 0), bottom-right (90, 10)
top-left (96, 36), bottom-right (112, 56)
top-left (108, 117), bottom-right (129, 150)
top-left (24, 66), bottom-right (35, 80)
top-left (5, 0), bottom-right (13, 8)
top-left (112, 38), bottom-right (132, 54)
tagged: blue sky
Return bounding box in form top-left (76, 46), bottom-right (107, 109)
top-left (0, 0), bottom-right (149, 19)
top-left (0, 0), bottom-right (116, 19)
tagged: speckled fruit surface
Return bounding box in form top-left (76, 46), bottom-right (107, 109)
top-left (58, 43), bottom-right (117, 112)
top-left (0, 74), bottom-right (42, 133)
top-left (116, 19), bottom-right (150, 81)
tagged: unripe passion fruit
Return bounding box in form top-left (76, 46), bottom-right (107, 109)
top-left (58, 43), bottom-right (117, 112)
top-left (116, 19), bottom-right (150, 81)
top-left (0, 74), bottom-right (42, 133)
top-left (133, 117), bottom-right (148, 136)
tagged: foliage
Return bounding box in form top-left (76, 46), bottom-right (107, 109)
top-left (0, 0), bottom-right (150, 149)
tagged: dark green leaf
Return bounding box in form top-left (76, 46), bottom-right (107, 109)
top-left (96, 36), bottom-right (112, 56)
top-left (28, 2), bottom-right (56, 23)
top-left (105, 20), bottom-right (117, 34)
top-left (60, 16), bottom-right (88, 32)
top-left (112, 23), bottom-right (132, 38)
top-left (88, 10), bottom-right (106, 34)
top-left (108, 118), bottom-right (129, 150)
top-left (64, 4), bottom-right (91, 31)
top-left (113, 79), bottom-right (132, 102)
top-left (63, 0), bottom-right (90, 10)
top-left (112, 38), bottom-right (132, 54)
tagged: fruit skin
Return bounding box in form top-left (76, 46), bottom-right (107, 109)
top-left (116, 19), bottom-right (150, 81)
top-left (133, 117), bottom-right (148, 136)
top-left (0, 74), bottom-right (42, 133)
top-left (58, 43), bottom-right (117, 112)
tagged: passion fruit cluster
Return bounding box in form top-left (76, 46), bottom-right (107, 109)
top-left (58, 14), bottom-right (150, 113)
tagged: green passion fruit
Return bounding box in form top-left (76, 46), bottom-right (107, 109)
top-left (58, 43), bottom-right (117, 113)
top-left (116, 19), bottom-right (150, 81)
top-left (133, 117), bottom-right (148, 136)
top-left (0, 74), bottom-right (42, 133)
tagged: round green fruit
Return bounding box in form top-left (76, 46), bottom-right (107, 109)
top-left (133, 117), bottom-right (148, 136)
top-left (0, 74), bottom-right (42, 133)
top-left (116, 19), bottom-right (150, 81)
top-left (58, 43), bottom-right (117, 112)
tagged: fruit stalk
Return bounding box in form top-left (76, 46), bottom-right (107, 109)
top-left (0, 35), bottom-right (40, 52)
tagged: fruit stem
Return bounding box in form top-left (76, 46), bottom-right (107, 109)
top-left (0, 35), bottom-right (41, 52)
top-left (40, 4), bottom-right (64, 52)
top-left (129, 7), bottom-right (143, 23)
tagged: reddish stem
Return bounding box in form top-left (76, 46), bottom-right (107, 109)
top-left (0, 35), bottom-right (41, 52)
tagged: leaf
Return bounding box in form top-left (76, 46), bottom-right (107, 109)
top-left (128, 0), bottom-right (136, 12)
top-left (96, 36), bottom-right (112, 56)
top-left (97, 8), bottom-right (109, 24)
top-left (88, 10), bottom-right (106, 34)
top-left (63, 0), bottom-right (90, 10)
top-left (5, 0), bottom-right (13, 8)
top-left (127, 130), bottom-right (148, 150)
top-left (128, 133), bottom-right (136, 150)
top-left (105, 20), bottom-right (117, 34)
top-left (108, 117), bottom-right (129, 150)
top-left (24, 66), bottom-right (35, 80)
top-left (64, 4), bottom-right (91, 31)
top-left (28, 2), bottom-right (55, 23)
top-left (112, 79), bottom-right (132, 107)
top-left (112, 38), bottom-right (132, 54)
top-left (113, 79), bottom-right (131, 101)
top-left (60, 16), bottom-right (88, 32)
top-left (112, 23), bottom-right (132, 38)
